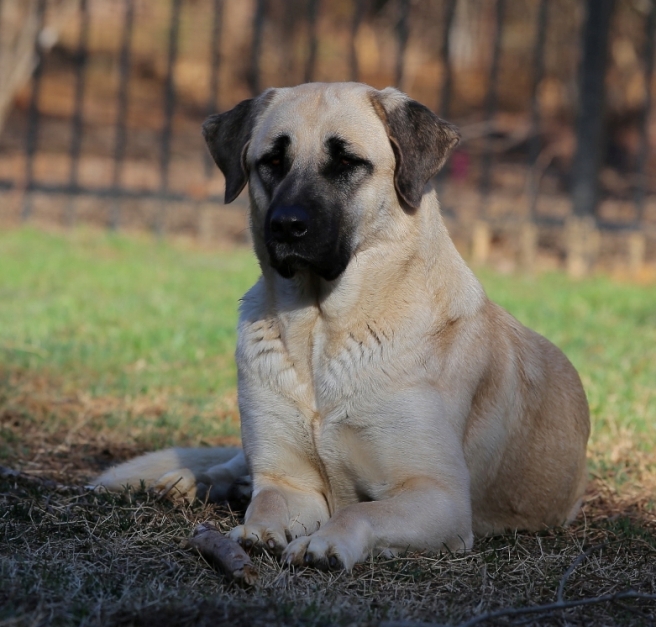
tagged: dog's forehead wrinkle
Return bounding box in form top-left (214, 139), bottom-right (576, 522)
top-left (252, 87), bottom-right (389, 160)
top-left (325, 135), bottom-right (368, 158)
top-left (270, 134), bottom-right (290, 151)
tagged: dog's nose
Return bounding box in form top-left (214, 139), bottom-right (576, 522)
top-left (269, 205), bottom-right (309, 243)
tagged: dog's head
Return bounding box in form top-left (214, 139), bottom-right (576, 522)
top-left (203, 83), bottom-right (458, 281)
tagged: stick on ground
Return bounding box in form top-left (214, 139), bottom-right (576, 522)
top-left (185, 522), bottom-right (258, 586)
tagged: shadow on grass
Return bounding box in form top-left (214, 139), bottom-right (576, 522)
top-left (1, 454), bottom-right (655, 626)
top-left (1, 365), bottom-right (655, 627)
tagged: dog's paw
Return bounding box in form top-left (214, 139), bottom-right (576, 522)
top-left (282, 533), bottom-right (361, 571)
top-left (151, 468), bottom-right (198, 504)
top-left (193, 477), bottom-right (253, 507)
top-left (227, 476), bottom-right (253, 507)
top-left (228, 522), bottom-right (289, 555)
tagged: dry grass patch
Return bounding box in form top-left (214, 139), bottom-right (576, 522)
top-left (0, 367), bottom-right (241, 486)
top-left (1, 368), bottom-right (655, 626)
top-left (1, 467), bottom-right (655, 627)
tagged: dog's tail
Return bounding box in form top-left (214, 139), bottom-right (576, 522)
top-left (91, 447), bottom-right (249, 503)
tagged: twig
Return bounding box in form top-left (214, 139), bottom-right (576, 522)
top-left (155, 475), bottom-right (184, 500)
top-left (557, 542), bottom-right (606, 603)
top-left (184, 522), bottom-right (258, 586)
top-left (383, 544), bottom-right (655, 627)
top-left (455, 590), bottom-right (656, 627)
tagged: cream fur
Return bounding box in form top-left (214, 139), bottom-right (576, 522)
top-left (94, 83), bottom-right (590, 570)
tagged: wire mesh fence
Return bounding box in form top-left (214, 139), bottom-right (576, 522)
top-left (0, 0), bottom-right (655, 272)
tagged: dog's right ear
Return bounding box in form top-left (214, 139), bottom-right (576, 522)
top-left (203, 93), bottom-right (272, 204)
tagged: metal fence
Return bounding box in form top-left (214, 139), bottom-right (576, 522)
top-left (0, 0), bottom-right (655, 268)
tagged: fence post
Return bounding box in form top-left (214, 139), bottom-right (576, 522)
top-left (518, 221), bottom-right (538, 273)
top-left (155, 0), bottom-right (182, 236)
top-left (627, 231), bottom-right (646, 277)
top-left (248, 0), bottom-right (266, 95)
top-left (109, 0), bottom-right (134, 231)
top-left (304, 0), bottom-right (320, 83)
top-left (471, 220), bottom-right (491, 266)
top-left (395, 0), bottom-right (409, 90)
top-left (438, 0), bottom-right (457, 119)
top-left (66, 0), bottom-right (90, 228)
top-left (349, 0), bottom-right (365, 82)
top-left (204, 0), bottom-right (223, 178)
top-left (565, 215), bottom-right (600, 278)
top-left (634, 0), bottom-right (656, 225)
top-left (527, 0), bottom-right (549, 220)
top-left (479, 0), bottom-right (505, 218)
top-left (570, 0), bottom-right (614, 220)
top-left (21, 0), bottom-right (47, 222)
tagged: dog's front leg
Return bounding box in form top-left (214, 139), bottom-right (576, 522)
top-left (228, 476), bottom-right (330, 555)
top-left (283, 477), bottom-right (473, 570)
top-left (228, 376), bottom-right (332, 553)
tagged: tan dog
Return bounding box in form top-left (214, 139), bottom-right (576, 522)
top-left (94, 82), bottom-right (590, 570)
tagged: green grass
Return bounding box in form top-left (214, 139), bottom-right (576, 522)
top-left (1, 227), bottom-right (654, 456)
top-left (0, 228), bottom-right (259, 399)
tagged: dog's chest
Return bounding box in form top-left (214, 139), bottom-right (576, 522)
top-left (238, 308), bottom-right (400, 410)
top-left (238, 305), bottom-right (429, 505)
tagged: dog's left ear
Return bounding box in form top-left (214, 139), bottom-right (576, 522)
top-left (202, 90), bottom-right (275, 204)
top-left (370, 88), bottom-right (460, 211)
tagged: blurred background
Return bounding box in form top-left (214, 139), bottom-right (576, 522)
top-left (1, 9), bottom-right (655, 613)
top-left (0, 0), bottom-right (655, 274)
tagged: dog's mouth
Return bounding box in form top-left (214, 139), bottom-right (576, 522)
top-left (263, 202), bottom-right (353, 282)
top-left (268, 248), bottom-right (348, 282)
top-left (270, 251), bottom-right (310, 279)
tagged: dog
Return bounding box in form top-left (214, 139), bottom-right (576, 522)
top-left (94, 82), bottom-right (590, 570)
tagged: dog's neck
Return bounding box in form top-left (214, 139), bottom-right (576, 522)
top-left (255, 190), bottom-right (486, 332)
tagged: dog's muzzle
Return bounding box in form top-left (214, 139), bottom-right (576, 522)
top-left (264, 202), bottom-right (351, 281)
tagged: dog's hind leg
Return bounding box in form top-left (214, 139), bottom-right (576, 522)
top-left (196, 451), bottom-right (251, 504)
top-left (91, 447), bottom-right (248, 504)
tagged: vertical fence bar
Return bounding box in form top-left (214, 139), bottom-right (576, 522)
top-left (156, 0), bottom-right (182, 235)
top-left (205, 0), bottom-right (223, 177)
top-left (304, 0), bottom-right (320, 83)
top-left (635, 0), bottom-right (656, 225)
top-left (527, 0), bottom-right (549, 219)
top-left (248, 0), bottom-right (265, 95)
top-left (571, 0), bottom-right (614, 218)
top-left (21, 0), bottom-right (47, 221)
top-left (435, 0), bottom-right (458, 200)
top-left (280, 1), bottom-right (298, 85)
top-left (66, 0), bottom-right (90, 226)
top-left (349, 0), bottom-right (365, 82)
top-left (479, 0), bottom-right (505, 217)
top-left (110, 0), bottom-right (134, 230)
top-left (438, 0), bottom-right (457, 119)
top-left (0, 0), bottom-right (5, 123)
top-left (395, 0), bottom-right (410, 89)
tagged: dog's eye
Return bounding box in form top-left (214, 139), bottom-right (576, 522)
top-left (337, 155), bottom-right (363, 171)
top-left (322, 151), bottom-right (373, 181)
top-left (261, 155), bottom-right (282, 167)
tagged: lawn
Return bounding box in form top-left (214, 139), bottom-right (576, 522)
top-left (1, 227), bottom-right (655, 626)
